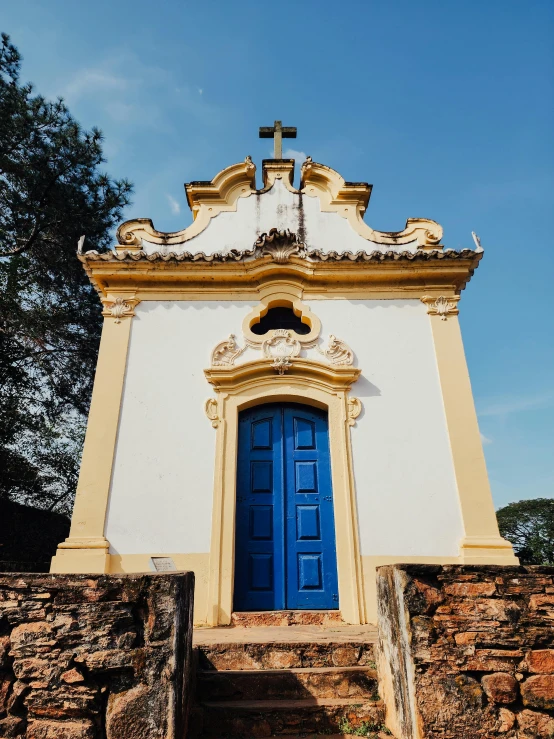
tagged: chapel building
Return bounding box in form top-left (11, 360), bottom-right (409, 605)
top-left (51, 131), bottom-right (517, 625)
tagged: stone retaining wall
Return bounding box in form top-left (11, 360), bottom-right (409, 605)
top-left (0, 572), bottom-right (194, 738)
top-left (376, 564), bottom-right (554, 739)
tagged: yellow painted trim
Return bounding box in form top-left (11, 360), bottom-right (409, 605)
top-left (100, 289), bottom-right (455, 302)
top-left (424, 302), bottom-right (518, 564)
top-left (242, 285), bottom-right (321, 348)
top-left (50, 303), bottom-right (136, 574)
top-left (109, 553), bottom-right (210, 626)
top-left (204, 358), bottom-right (365, 626)
top-left (80, 254), bottom-right (481, 305)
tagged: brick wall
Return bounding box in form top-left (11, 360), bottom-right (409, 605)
top-left (376, 564), bottom-right (554, 739)
top-left (0, 572), bottom-right (194, 739)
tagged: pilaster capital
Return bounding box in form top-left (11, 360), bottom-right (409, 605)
top-left (101, 294), bottom-right (140, 323)
top-left (421, 295), bottom-right (460, 320)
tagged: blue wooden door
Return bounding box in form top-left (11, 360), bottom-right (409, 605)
top-left (234, 403), bottom-right (339, 611)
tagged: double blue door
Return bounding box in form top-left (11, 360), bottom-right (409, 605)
top-left (234, 403), bottom-right (339, 611)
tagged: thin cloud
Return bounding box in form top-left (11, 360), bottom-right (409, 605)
top-left (167, 195), bottom-right (181, 215)
top-left (480, 432), bottom-right (492, 446)
top-left (477, 393), bottom-right (554, 418)
top-left (62, 69), bottom-right (129, 102)
top-left (283, 148), bottom-right (308, 163)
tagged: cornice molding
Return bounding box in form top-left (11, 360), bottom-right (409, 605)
top-left (300, 159), bottom-right (443, 249)
top-left (78, 248), bottom-right (481, 300)
top-left (205, 357), bottom-right (361, 393)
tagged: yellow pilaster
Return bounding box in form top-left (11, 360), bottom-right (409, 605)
top-left (423, 296), bottom-right (518, 563)
top-left (51, 295), bottom-right (137, 574)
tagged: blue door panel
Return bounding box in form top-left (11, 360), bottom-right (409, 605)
top-left (234, 403), bottom-right (338, 611)
top-left (296, 506), bottom-right (320, 539)
top-left (295, 461), bottom-right (318, 493)
top-left (249, 553), bottom-right (273, 590)
top-left (298, 553), bottom-right (323, 589)
top-left (251, 461), bottom-right (273, 493)
top-left (252, 418), bottom-right (273, 449)
top-left (294, 417), bottom-right (316, 449)
top-left (249, 506), bottom-right (273, 539)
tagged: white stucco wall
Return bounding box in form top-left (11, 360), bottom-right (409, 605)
top-left (105, 299), bottom-right (463, 558)
top-left (142, 179), bottom-right (418, 256)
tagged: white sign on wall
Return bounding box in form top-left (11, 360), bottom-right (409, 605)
top-left (149, 557), bottom-right (177, 572)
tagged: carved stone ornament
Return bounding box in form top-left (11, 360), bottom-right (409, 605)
top-left (347, 397), bottom-right (362, 426)
top-left (211, 334), bottom-right (245, 367)
top-left (101, 297), bottom-right (138, 323)
top-left (205, 398), bottom-right (220, 428)
top-left (318, 335), bottom-right (354, 366)
top-left (262, 329), bottom-right (301, 374)
top-left (254, 228), bottom-right (306, 263)
top-left (421, 295), bottom-right (460, 320)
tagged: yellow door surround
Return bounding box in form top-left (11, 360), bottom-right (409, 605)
top-left (204, 358), bottom-right (365, 626)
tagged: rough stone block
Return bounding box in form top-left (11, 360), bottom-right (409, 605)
top-left (517, 708), bottom-right (554, 737)
top-left (481, 672), bottom-right (519, 704)
top-left (521, 675), bottom-right (554, 710)
top-left (26, 719), bottom-right (95, 739)
top-left (0, 572), bottom-right (195, 738)
top-left (528, 649), bottom-right (554, 674)
top-left (376, 564), bottom-right (554, 738)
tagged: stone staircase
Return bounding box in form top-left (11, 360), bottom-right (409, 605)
top-left (191, 611), bottom-right (392, 738)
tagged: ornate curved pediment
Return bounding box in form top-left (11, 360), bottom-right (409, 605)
top-left (300, 158), bottom-right (443, 249)
top-left (114, 156), bottom-right (443, 251)
top-left (116, 157), bottom-right (256, 247)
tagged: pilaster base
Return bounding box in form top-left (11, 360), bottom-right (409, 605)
top-left (50, 537), bottom-right (110, 574)
top-left (460, 536), bottom-right (519, 564)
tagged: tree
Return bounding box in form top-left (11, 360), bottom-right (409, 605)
top-left (0, 33), bottom-right (132, 514)
top-left (497, 498), bottom-right (554, 565)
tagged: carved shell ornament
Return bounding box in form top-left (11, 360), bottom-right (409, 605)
top-left (254, 228), bottom-right (306, 263)
top-left (318, 335), bottom-right (354, 366)
top-left (211, 334), bottom-right (245, 366)
top-left (262, 329), bottom-right (301, 374)
top-left (101, 297), bottom-right (137, 323)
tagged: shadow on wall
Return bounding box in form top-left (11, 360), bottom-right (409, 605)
top-left (0, 499), bottom-right (69, 572)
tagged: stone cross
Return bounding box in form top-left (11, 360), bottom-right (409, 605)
top-left (259, 120), bottom-right (297, 159)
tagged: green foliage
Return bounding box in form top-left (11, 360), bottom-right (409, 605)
top-left (0, 33), bottom-right (132, 514)
top-left (337, 716), bottom-right (391, 737)
top-left (497, 498), bottom-right (554, 565)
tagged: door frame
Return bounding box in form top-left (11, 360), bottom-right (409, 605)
top-left (204, 358), bottom-right (365, 626)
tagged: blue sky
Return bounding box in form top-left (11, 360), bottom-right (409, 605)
top-left (3, 0), bottom-right (553, 508)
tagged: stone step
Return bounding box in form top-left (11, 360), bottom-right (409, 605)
top-left (196, 665), bottom-right (379, 701)
top-left (196, 640), bottom-right (376, 670)
top-left (231, 610), bottom-right (343, 627)
top-left (196, 698), bottom-right (386, 737)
